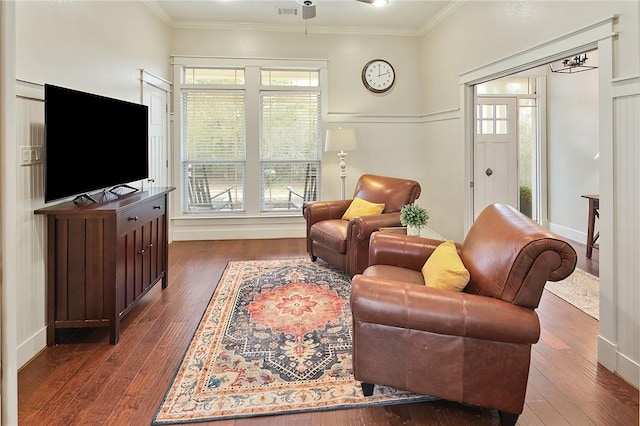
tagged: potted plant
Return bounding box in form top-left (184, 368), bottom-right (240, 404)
top-left (519, 185), bottom-right (532, 218)
top-left (400, 203), bottom-right (430, 236)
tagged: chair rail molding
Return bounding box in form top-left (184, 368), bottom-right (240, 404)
top-left (327, 108), bottom-right (460, 124)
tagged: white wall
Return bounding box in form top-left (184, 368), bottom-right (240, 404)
top-left (420, 1), bottom-right (639, 387)
top-left (547, 52), bottom-right (599, 243)
top-left (169, 27), bottom-right (432, 241)
top-left (14, 1), bottom-right (171, 368)
top-left (17, 1), bottom-right (170, 102)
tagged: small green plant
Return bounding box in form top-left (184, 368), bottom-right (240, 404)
top-left (400, 203), bottom-right (430, 228)
top-left (519, 185), bottom-right (532, 202)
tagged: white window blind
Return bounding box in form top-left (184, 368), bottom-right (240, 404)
top-left (260, 92), bottom-right (321, 212)
top-left (182, 90), bottom-right (246, 212)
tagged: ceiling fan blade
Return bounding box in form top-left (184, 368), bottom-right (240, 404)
top-left (355, 0), bottom-right (376, 3)
top-left (302, 4), bottom-right (316, 19)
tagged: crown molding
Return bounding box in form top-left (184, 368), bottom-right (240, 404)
top-left (142, 0), bottom-right (174, 26)
top-left (143, 1), bottom-right (465, 37)
top-left (419, 0), bottom-right (465, 35)
top-left (169, 19), bottom-right (422, 37)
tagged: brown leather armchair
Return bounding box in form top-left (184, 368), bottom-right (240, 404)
top-left (350, 203), bottom-right (577, 426)
top-left (302, 174), bottom-right (421, 276)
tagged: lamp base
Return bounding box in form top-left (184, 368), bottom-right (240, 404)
top-left (337, 151), bottom-right (348, 199)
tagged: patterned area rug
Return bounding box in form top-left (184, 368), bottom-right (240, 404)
top-left (153, 258), bottom-right (435, 424)
top-left (545, 268), bottom-right (599, 320)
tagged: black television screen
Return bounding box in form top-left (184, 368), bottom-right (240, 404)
top-left (44, 84), bottom-right (149, 203)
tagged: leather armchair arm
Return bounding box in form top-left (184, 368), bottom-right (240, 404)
top-left (347, 212), bottom-right (404, 242)
top-left (303, 199), bottom-right (352, 226)
top-left (351, 275), bottom-right (541, 344)
top-left (368, 232), bottom-right (445, 272)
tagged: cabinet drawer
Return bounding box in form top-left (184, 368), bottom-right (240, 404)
top-left (118, 198), bottom-right (165, 235)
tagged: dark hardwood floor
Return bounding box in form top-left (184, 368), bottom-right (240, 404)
top-left (19, 238), bottom-right (636, 426)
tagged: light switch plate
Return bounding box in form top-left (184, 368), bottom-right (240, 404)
top-left (20, 146), bottom-right (42, 166)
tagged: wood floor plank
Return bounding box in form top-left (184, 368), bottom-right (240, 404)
top-left (526, 366), bottom-right (596, 425)
top-left (18, 238), bottom-right (637, 426)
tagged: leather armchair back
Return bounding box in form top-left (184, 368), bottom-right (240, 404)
top-left (461, 204), bottom-right (578, 309)
top-left (353, 174), bottom-right (421, 213)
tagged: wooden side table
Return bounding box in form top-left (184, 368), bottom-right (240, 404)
top-left (581, 194), bottom-right (599, 259)
top-left (379, 226), bottom-right (445, 240)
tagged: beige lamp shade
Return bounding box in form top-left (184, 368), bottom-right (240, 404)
top-left (325, 128), bottom-right (357, 153)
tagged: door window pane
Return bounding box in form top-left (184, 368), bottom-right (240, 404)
top-left (518, 98), bottom-right (538, 219)
top-left (481, 120), bottom-right (494, 134)
top-left (495, 105), bottom-right (507, 118)
top-left (495, 120), bottom-right (508, 134)
top-left (476, 77), bottom-right (536, 95)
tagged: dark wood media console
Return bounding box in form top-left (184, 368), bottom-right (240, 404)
top-left (35, 187), bottom-right (175, 345)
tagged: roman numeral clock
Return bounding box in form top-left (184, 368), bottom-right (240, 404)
top-left (362, 59), bottom-right (395, 93)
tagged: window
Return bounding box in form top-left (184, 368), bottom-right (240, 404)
top-left (476, 104), bottom-right (508, 135)
top-left (176, 62), bottom-right (324, 215)
top-left (181, 72), bottom-right (246, 212)
top-left (260, 70), bottom-right (321, 212)
top-left (185, 68), bottom-right (245, 85)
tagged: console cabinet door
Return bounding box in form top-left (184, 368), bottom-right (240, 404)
top-left (117, 202), bottom-right (167, 318)
top-left (119, 227), bottom-right (137, 315)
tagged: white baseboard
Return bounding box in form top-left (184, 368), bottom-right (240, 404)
top-left (598, 334), bottom-right (618, 371)
top-left (171, 216), bottom-right (306, 241)
top-left (18, 327), bottom-right (47, 368)
top-left (173, 227), bottom-right (305, 241)
top-left (548, 222), bottom-right (586, 244)
top-left (598, 334), bottom-right (639, 388)
top-left (616, 350), bottom-right (640, 389)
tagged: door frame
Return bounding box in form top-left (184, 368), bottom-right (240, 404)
top-left (139, 69), bottom-right (172, 189)
top-left (459, 16), bottom-right (614, 235)
top-left (459, 16), bottom-right (618, 374)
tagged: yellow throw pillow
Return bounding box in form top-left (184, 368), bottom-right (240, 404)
top-left (342, 197), bottom-right (385, 220)
top-left (421, 240), bottom-right (470, 292)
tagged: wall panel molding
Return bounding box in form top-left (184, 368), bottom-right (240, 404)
top-left (611, 91), bottom-right (640, 387)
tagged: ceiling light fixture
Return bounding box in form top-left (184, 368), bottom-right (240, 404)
top-left (371, 0), bottom-right (389, 6)
top-left (549, 53), bottom-right (598, 74)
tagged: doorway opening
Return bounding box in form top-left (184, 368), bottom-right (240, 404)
top-left (473, 75), bottom-right (544, 223)
top-left (471, 50), bottom-right (599, 254)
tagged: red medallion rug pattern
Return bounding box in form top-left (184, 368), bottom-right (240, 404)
top-left (153, 258), bottom-right (435, 424)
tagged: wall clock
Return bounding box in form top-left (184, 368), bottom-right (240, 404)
top-left (361, 59), bottom-right (395, 93)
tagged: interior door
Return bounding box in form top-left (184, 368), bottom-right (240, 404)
top-left (473, 97), bottom-right (518, 219)
top-left (142, 83), bottom-right (169, 188)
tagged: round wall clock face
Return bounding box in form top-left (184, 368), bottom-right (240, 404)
top-left (362, 59), bottom-right (396, 93)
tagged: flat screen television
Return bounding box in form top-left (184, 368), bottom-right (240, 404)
top-left (44, 84), bottom-right (149, 203)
